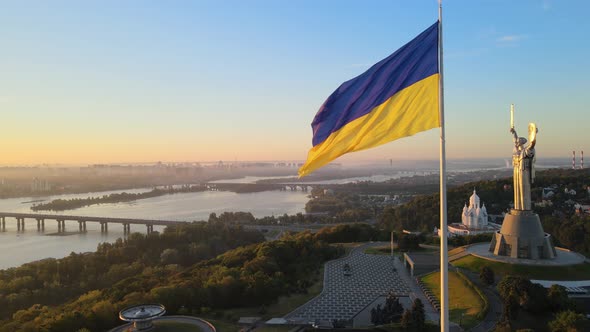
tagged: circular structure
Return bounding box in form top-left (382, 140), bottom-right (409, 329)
top-left (489, 210), bottom-right (556, 260)
top-left (466, 242), bottom-right (585, 266)
top-left (119, 304), bottom-right (166, 331)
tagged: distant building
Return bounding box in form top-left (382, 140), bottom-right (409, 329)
top-left (564, 187), bottom-right (577, 195)
top-left (574, 204), bottom-right (590, 215)
top-left (31, 178), bottom-right (51, 192)
top-left (444, 190), bottom-right (500, 237)
top-left (542, 187), bottom-right (555, 199)
top-left (323, 189), bottom-right (335, 196)
top-left (535, 200), bottom-right (554, 208)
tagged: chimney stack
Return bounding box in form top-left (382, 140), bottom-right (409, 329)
top-left (573, 150), bottom-right (576, 169)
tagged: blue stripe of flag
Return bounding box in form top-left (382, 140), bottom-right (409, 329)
top-left (311, 21), bottom-right (439, 147)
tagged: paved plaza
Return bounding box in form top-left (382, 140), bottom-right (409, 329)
top-left (285, 242), bottom-right (411, 325)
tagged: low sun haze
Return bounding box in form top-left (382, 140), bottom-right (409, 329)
top-left (1, 0), bottom-right (588, 165)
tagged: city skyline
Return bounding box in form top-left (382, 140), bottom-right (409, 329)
top-left (1, 0), bottom-right (588, 165)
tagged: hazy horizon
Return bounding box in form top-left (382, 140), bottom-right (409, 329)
top-left (0, 156), bottom-right (574, 170)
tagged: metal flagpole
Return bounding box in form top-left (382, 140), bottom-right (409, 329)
top-left (438, 1), bottom-right (449, 332)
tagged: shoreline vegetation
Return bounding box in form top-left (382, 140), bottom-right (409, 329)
top-left (31, 185), bottom-right (208, 211)
top-left (30, 183), bottom-right (290, 212)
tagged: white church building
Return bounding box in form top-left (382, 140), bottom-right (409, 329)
top-left (437, 189), bottom-right (501, 237)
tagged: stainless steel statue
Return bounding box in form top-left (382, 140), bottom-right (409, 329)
top-left (489, 105), bottom-right (555, 259)
top-left (510, 121), bottom-right (537, 210)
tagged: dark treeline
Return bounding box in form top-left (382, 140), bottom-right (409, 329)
top-left (31, 185), bottom-right (210, 211)
top-left (378, 169), bottom-right (590, 255)
top-left (0, 223), bottom-right (397, 331)
top-left (208, 210), bottom-right (372, 226)
top-left (0, 222), bottom-right (264, 327)
top-left (30, 183), bottom-right (300, 212)
top-left (304, 188), bottom-right (374, 222)
top-left (496, 275), bottom-right (589, 331)
top-left (378, 179), bottom-right (514, 233)
top-left (314, 223), bottom-right (388, 243)
top-left (211, 183), bottom-right (285, 193)
top-left (305, 189), bottom-right (363, 214)
top-left (541, 214), bottom-right (590, 255)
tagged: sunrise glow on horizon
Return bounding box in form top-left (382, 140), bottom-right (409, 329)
top-left (1, 1), bottom-right (588, 165)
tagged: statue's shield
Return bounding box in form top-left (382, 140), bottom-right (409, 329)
top-left (528, 123), bottom-right (537, 144)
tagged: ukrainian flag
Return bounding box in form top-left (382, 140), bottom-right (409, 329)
top-left (299, 22), bottom-right (440, 177)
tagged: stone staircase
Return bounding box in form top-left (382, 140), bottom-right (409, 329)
top-left (415, 277), bottom-right (440, 312)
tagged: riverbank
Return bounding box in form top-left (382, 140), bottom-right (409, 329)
top-left (31, 185), bottom-right (208, 211)
top-left (30, 183), bottom-right (300, 212)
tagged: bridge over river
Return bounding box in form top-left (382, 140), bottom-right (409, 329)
top-left (0, 212), bottom-right (185, 234)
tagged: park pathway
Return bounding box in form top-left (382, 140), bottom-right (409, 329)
top-left (454, 267), bottom-right (502, 332)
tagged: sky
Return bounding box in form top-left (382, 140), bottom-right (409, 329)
top-left (0, 0), bottom-right (588, 166)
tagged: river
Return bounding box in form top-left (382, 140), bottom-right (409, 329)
top-left (0, 189), bottom-right (309, 269)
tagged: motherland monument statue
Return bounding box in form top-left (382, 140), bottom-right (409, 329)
top-left (489, 105), bottom-right (556, 259)
top-left (510, 119), bottom-right (537, 210)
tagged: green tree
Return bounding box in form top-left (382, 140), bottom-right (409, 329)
top-left (410, 298), bottom-right (426, 331)
top-left (370, 291), bottom-right (404, 325)
top-left (400, 309), bottom-right (413, 329)
top-left (548, 310), bottom-right (588, 332)
top-left (480, 266), bottom-right (495, 286)
top-left (397, 234), bottom-right (420, 251)
top-left (548, 284), bottom-right (572, 311)
top-left (160, 248), bottom-right (181, 265)
top-left (399, 298), bottom-right (426, 331)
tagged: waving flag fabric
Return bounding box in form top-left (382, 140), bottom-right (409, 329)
top-left (299, 22), bottom-right (440, 177)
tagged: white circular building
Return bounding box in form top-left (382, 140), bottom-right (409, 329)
top-left (119, 304), bottom-right (166, 331)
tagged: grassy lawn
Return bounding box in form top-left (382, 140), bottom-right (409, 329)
top-left (364, 245), bottom-right (395, 255)
top-left (364, 244), bottom-right (438, 256)
top-left (265, 266), bottom-right (324, 317)
top-left (299, 322), bottom-right (440, 331)
top-left (264, 229), bottom-right (281, 239)
top-left (452, 254), bottom-right (590, 280)
top-left (153, 321), bottom-right (204, 332)
top-left (420, 271), bottom-right (485, 330)
top-left (199, 318), bottom-right (240, 332)
top-left (333, 242), bottom-right (364, 249)
top-left (373, 322), bottom-right (440, 331)
top-left (255, 326), bottom-right (298, 331)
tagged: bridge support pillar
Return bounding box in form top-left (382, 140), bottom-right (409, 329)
top-left (146, 224), bottom-right (153, 234)
top-left (123, 223), bottom-right (130, 235)
top-left (37, 218), bottom-right (44, 231)
top-left (17, 218), bottom-right (25, 231)
top-left (57, 219), bottom-right (65, 233)
top-left (100, 222), bottom-right (108, 233)
top-left (1, 217), bottom-right (4, 231)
